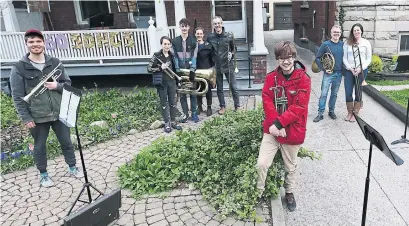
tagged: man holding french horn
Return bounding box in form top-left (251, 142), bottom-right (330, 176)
top-left (312, 25), bottom-right (344, 123)
top-left (10, 29), bottom-right (83, 188)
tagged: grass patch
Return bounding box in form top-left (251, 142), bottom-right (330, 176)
top-left (118, 107), bottom-right (320, 221)
top-left (1, 87), bottom-right (161, 174)
top-left (381, 89), bottom-right (409, 108)
top-left (368, 80), bottom-right (409, 86)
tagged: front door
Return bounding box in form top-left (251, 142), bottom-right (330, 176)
top-left (213, 0), bottom-right (246, 39)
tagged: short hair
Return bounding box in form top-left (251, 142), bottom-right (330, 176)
top-left (331, 25), bottom-right (342, 31)
top-left (274, 41), bottom-right (297, 60)
top-left (160, 36), bottom-right (171, 44)
top-left (212, 16), bottom-right (223, 22)
top-left (195, 27), bottom-right (204, 33)
top-left (179, 18), bottom-right (190, 26)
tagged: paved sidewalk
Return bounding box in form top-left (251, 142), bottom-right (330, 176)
top-left (1, 96), bottom-right (272, 226)
top-left (371, 84), bottom-right (409, 91)
top-left (264, 30), bottom-right (409, 226)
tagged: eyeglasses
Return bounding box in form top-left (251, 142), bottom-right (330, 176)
top-left (278, 57), bottom-right (294, 63)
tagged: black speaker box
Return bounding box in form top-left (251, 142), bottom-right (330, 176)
top-left (63, 188), bottom-right (122, 226)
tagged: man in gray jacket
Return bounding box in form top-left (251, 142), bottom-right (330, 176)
top-left (207, 16), bottom-right (240, 114)
top-left (10, 29), bottom-right (83, 188)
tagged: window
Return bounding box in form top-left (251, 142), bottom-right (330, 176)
top-left (215, 1), bottom-right (242, 21)
top-left (399, 33), bottom-right (409, 53)
top-left (73, 0), bottom-right (110, 25)
top-left (12, 0), bottom-right (28, 9)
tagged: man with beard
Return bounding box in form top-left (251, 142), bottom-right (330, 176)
top-left (172, 18), bottom-right (199, 123)
top-left (207, 16), bottom-right (240, 115)
top-left (256, 41), bottom-right (311, 212)
top-left (10, 30), bottom-right (83, 188)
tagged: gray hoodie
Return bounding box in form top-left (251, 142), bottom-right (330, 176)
top-left (10, 54), bottom-right (71, 124)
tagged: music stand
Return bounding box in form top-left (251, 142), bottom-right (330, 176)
top-left (353, 113), bottom-right (404, 226)
top-left (391, 97), bottom-right (409, 145)
top-left (59, 84), bottom-right (104, 215)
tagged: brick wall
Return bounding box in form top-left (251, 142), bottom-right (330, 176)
top-left (292, 1), bottom-right (336, 46)
top-left (165, 1), bottom-right (175, 26)
top-left (246, 1), bottom-right (253, 43)
top-left (185, 1), bottom-right (212, 36)
top-left (47, 1), bottom-right (77, 30)
top-left (252, 55), bottom-right (267, 84)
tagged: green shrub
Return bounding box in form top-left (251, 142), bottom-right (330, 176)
top-left (0, 87), bottom-right (161, 174)
top-left (368, 54), bottom-right (383, 73)
top-left (118, 108), bottom-right (319, 220)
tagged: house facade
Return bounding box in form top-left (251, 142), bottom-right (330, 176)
top-left (336, 0), bottom-right (409, 57)
top-left (291, 0), bottom-right (409, 57)
top-left (1, 0), bottom-right (269, 90)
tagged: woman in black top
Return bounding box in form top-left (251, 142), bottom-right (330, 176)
top-left (195, 27), bottom-right (215, 116)
top-left (147, 36), bottom-right (182, 133)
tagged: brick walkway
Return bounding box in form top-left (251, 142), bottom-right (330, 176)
top-left (1, 96), bottom-right (271, 226)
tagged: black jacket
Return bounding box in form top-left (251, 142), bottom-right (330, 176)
top-left (10, 54), bottom-right (71, 124)
top-left (197, 41), bottom-right (214, 70)
top-left (206, 27), bottom-right (236, 74)
top-left (147, 50), bottom-right (177, 80)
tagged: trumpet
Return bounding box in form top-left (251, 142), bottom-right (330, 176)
top-left (22, 62), bottom-right (62, 103)
top-left (153, 54), bottom-right (182, 81)
top-left (269, 76), bottom-right (288, 115)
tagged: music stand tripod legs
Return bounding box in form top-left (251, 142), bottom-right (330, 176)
top-left (391, 97), bottom-right (409, 145)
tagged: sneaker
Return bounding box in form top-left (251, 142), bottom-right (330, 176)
top-left (39, 172), bottom-right (54, 187)
top-left (68, 166), bottom-right (84, 178)
top-left (191, 112), bottom-right (199, 123)
top-left (179, 114), bottom-right (188, 123)
top-left (206, 106), bottom-right (212, 116)
top-left (328, 112), bottom-right (337, 120)
top-left (218, 107), bottom-right (226, 115)
top-left (171, 122), bottom-right (182, 130)
top-left (313, 115), bottom-right (323, 122)
top-left (285, 193), bottom-right (297, 212)
top-left (164, 122), bottom-right (172, 133)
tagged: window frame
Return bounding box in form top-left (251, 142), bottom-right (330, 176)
top-left (398, 32), bottom-right (409, 55)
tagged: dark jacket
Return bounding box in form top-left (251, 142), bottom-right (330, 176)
top-left (147, 50), bottom-right (177, 82)
top-left (197, 41), bottom-right (214, 70)
top-left (206, 27), bottom-right (236, 74)
top-left (171, 35), bottom-right (198, 72)
top-left (10, 54), bottom-right (71, 124)
top-left (262, 61), bottom-right (311, 145)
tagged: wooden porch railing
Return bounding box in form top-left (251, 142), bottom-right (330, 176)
top-left (0, 26), bottom-right (177, 63)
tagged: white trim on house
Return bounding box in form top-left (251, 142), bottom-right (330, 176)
top-left (73, 0), bottom-right (88, 25)
top-left (398, 32), bottom-right (409, 55)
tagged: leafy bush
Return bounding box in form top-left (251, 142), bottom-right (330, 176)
top-left (1, 87), bottom-right (161, 174)
top-left (369, 54), bottom-right (383, 73)
top-left (118, 108), bottom-right (318, 220)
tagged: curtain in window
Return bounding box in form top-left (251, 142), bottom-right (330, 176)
top-left (26, 0), bottom-right (50, 12)
top-left (116, 0), bottom-right (137, 12)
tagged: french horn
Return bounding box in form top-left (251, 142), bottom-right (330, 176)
top-left (312, 45), bottom-right (335, 73)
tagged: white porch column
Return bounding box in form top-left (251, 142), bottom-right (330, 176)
top-left (174, 0), bottom-right (186, 36)
top-left (1, 0), bottom-right (20, 32)
top-left (148, 17), bottom-right (158, 54)
top-left (154, 0), bottom-right (169, 41)
top-left (251, 0), bottom-right (268, 55)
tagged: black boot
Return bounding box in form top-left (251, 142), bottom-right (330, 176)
top-left (206, 106), bottom-right (212, 116)
top-left (198, 105), bottom-right (204, 114)
top-left (285, 193), bottom-right (297, 212)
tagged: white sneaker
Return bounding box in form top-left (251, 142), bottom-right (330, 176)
top-left (68, 166), bottom-right (84, 178)
top-left (39, 172), bottom-right (54, 187)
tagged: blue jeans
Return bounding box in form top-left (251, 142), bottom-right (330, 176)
top-left (180, 94), bottom-right (197, 115)
top-left (318, 72), bottom-right (342, 115)
top-left (344, 69), bottom-right (367, 102)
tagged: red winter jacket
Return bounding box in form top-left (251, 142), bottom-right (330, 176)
top-left (262, 61), bottom-right (311, 145)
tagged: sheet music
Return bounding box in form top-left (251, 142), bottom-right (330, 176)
top-left (59, 88), bottom-right (80, 128)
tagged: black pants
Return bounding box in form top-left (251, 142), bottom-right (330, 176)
top-left (29, 120), bottom-right (76, 173)
top-left (197, 79), bottom-right (213, 107)
top-left (156, 79), bottom-right (177, 123)
top-left (216, 70), bottom-right (240, 108)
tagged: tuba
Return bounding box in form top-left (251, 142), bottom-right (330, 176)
top-left (22, 62), bottom-right (63, 103)
top-left (312, 45), bottom-right (335, 73)
top-left (269, 76), bottom-right (288, 115)
top-left (179, 67), bottom-right (217, 96)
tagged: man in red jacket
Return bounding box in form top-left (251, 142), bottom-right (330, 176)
top-left (256, 41), bottom-right (311, 212)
